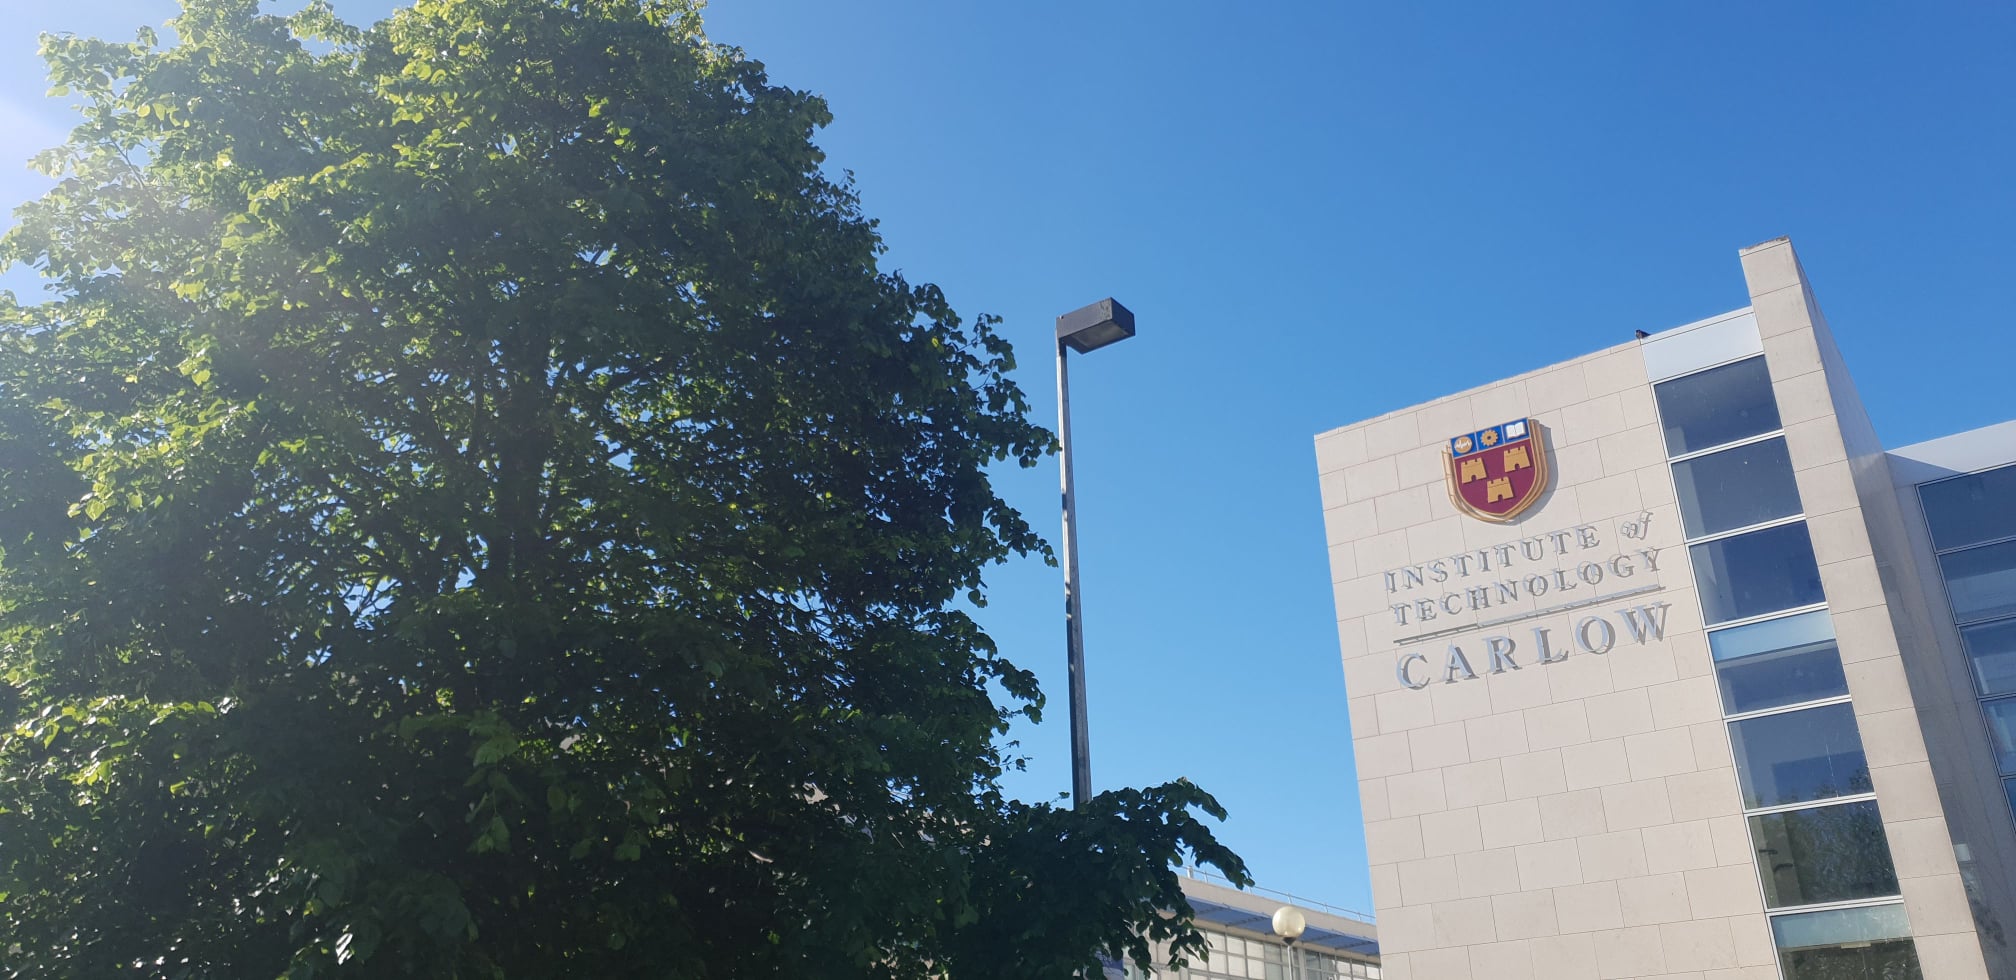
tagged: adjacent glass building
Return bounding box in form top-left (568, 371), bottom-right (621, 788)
top-left (1316, 238), bottom-right (2015, 979)
top-left (1111, 874), bottom-right (1381, 980)
top-left (1914, 461), bottom-right (2016, 816)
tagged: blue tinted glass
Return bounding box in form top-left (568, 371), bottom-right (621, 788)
top-left (1655, 356), bottom-right (1782, 457)
top-left (1961, 619), bottom-right (2016, 698)
top-left (1749, 801), bottom-right (1900, 908)
top-left (1710, 611), bottom-right (1848, 714)
top-left (1921, 464), bottom-right (2016, 552)
top-left (1771, 903), bottom-right (1912, 948)
top-left (1692, 523), bottom-right (1826, 625)
top-left (1987, 698), bottom-right (2016, 776)
top-left (1711, 609), bottom-right (1836, 661)
top-left (1729, 704), bottom-right (1872, 808)
top-left (1941, 540), bottom-right (2016, 624)
top-left (1672, 437), bottom-right (1802, 538)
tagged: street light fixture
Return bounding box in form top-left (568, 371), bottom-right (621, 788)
top-left (1054, 297), bottom-right (1135, 809)
top-left (1273, 906), bottom-right (1308, 980)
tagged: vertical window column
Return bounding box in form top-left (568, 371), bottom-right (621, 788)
top-left (1919, 462), bottom-right (2016, 828)
top-left (1654, 355), bottom-right (1923, 978)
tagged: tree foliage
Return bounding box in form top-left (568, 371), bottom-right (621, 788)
top-left (0, 1), bottom-right (1246, 976)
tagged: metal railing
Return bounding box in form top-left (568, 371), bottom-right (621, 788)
top-left (1179, 865), bottom-right (1376, 923)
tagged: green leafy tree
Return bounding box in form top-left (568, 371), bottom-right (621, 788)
top-left (0, 1), bottom-right (1246, 976)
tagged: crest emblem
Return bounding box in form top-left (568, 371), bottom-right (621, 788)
top-left (1446, 418), bottom-right (1549, 522)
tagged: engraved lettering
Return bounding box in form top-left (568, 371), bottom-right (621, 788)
top-left (1616, 602), bottom-right (1671, 644)
top-left (1397, 652), bottom-right (1431, 689)
top-left (1443, 645), bottom-right (1479, 684)
top-left (1485, 635), bottom-right (1519, 673)
top-left (1575, 616), bottom-right (1617, 654)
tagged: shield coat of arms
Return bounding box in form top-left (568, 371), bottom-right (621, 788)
top-left (1446, 418), bottom-right (1549, 523)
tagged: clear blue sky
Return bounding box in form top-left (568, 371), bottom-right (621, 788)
top-left (5, 1), bottom-right (2013, 915)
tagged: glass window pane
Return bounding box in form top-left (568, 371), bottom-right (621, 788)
top-left (1921, 464), bottom-right (2016, 552)
top-left (1655, 356), bottom-right (1781, 457)
top-left (1692, 522), bottom-right (1826, 625)
top-left (1771, 902), bottom-right (1912, 947)
top-left (1672, 436), bottom-right (1802, 539)
top-left (1772, 904), bottom-right (1922, 980)
top-left (1710, 610), bottom-right (1849, 714)
top-left (1987, 698), bottom-right (2016, 776)
top-left (1749, 801), bottom-right (1900, 907)
top-left (1941, 540), bottom-right (2016, 624)
top-left (1962, 619), bottom-right (2016, 698)
top-left (2006, 777), bottom-right (2015, 820)
top-left (1780, 938), bottom-right (1923, 980)
top-left (1729, 704), bottom-right (1872, 808)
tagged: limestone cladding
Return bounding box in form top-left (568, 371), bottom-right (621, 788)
top-left (1319, 239), bottom-right (1997, 978)
top-left (1319, 339), bottom-right (1763, 980)
top-left (1739, 239), bottom-right (1992, 979)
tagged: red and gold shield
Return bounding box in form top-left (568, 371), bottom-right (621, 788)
top-left (1446, 419), bottom-right (1549, 523)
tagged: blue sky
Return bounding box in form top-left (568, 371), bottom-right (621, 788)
top-left (5, 1), bottom-right (2013, 915)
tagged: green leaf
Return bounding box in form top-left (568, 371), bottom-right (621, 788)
top-left (0, 1), bottom-right (1230, 976)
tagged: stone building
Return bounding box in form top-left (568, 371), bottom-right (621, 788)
top-left (1316, 238), bottom-right (2016, 979)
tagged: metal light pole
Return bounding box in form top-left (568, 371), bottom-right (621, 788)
top-left (1054, 298), bottom-right (1136, 809)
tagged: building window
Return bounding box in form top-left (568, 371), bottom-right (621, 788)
top-left (1654, 355), bottom-right (1783, 456)
top-left (1172, 928), bottom-right (1379, 980)
top-left (1919, 463), bottom-right (2016, 831)
top-left (1939, 539), bottom-right (2016, 625)
top-left (1671, 436), bottom-right (1803, 539)
top-left (1750, 800), bottom-right (1901, 908)
top-left (1690, 522), bottom-right (1826, 625)
top-left (1729, 703), bottom-right (1872, 808)
top-left (1919, 463), bottom-right (2016, 551)
top-left (1771, 903), bottom-right (1924, 980)
top-left (1960, 619), bottom-right (2016, 698)
top-left (1710, 609), bottom-right (1850, 714)
top-left (1984, 697), bottom-right (2016, 776)
top-left (1653, 353), bottom-right (1916, 977)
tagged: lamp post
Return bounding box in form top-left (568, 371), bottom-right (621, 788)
top-left (1054, 298), bottom-right (1136, 809)
top-left (1272, 906), bottom-right (1308, 980)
